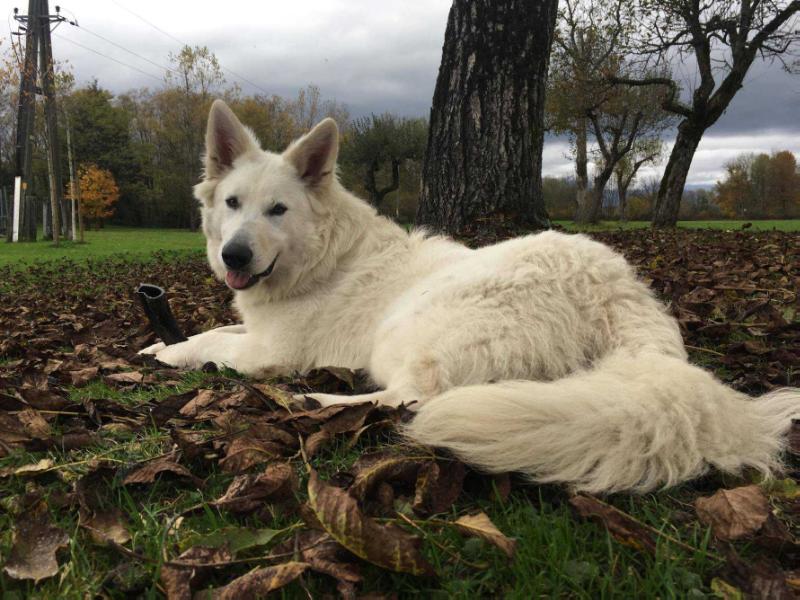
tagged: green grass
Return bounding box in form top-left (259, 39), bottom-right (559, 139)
top-left (555, 219), bottom-right (800, 232)
top-left (0, 374), bottom-right (728, 598)
top-left (0, 226), bottom-right (205, 267)
top-left (2, 220), bottom-right (797, 269)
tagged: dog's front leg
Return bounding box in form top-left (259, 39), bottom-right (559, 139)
top-left (140, 326), bottom-right (275, 375)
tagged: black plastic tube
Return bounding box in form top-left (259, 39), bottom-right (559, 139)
top-left (135, 283), bottom-right (188, 346)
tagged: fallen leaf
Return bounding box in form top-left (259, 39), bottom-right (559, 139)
top-left (161, 546), bottom-right (232, 600)
top-left (348, 451), bottom-right (429, 502)
top-left (179, 389), bottom-right (218, 418)
top-left (212, 462), bottom-right (297, 513)
top-left (106, 371), bottom-right (149, 385)
top-left (81, 507), bottom-right (131, 545)
top-left (454, 512), bottom-right (516, 558)
top-left (123, 454), bottom-right (201, 487)
top-left (69, 366), bottom-right (99, 386)
top-left (218, 437), bottom-right (287, 473)
top-left (3, 509), bottom-right (70, 582)
top-left (695, 485), bottom-right (771, 541)
top-left (412, 460), bottom-right (467, 516)
top-left (0, 458), bottom-right (54, 478)
top-left (195, 561), bottom-right (309, 599)
top-left (569, 495), bottom-right (657, 554)
top-left (307, 469), bottom-right (434, 576)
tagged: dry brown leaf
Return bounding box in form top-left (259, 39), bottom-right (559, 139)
top-left (179, 389), bottom-right (218, 418)
top-left (212, 462), bottom-right (297, 513)
top-left (69, 366), bottom-right (100, 386)
top-left (218, 437), bottom-right (287, 473)
top-left (308, 469), bottom-right (434, 576)
top-left (412, 460), bottom-right (467, 516)
top-left (17, 408), bottom-right (51, 439)
top-left (123, 455), bottom-right (201, 487)
top-left (454, 512), bottom-right (517, 558)
top-left (194, 561), bottom-right (309, 599)
top-left (81, 507), bottom-right (131, 545)
top-left (348, 451), bottom-right (430, 502)
top-left (3, 510), bottom-right (69, 582)
top-left (161, 546), bottom-right (232, 600)
top-left (695, 485), bottom-right (771, 541)
top-left (0, 458), bottom-right (54, 478)
top-left (570, 494), bottom-right (657, 554)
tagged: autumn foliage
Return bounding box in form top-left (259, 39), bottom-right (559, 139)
top-left (714, 151), bottom-right (800, 219)
top-left (73, 163), bottom-right (120, 227)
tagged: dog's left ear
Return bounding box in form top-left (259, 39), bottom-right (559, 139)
top-left (284, 118), bottom-right (339, 187)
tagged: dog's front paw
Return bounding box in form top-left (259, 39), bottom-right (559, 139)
top-left (139, 341), bottom-right (166, 355)
top-left (151, 341), bottom-right (202, 369)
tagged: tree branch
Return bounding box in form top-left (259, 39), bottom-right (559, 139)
top-left (607, 76), bottom-right (693, 117)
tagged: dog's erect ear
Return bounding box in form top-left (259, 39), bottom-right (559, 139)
top-left (204, 99), bottom-right (258, 180)
top-left (284, 118), bottom-right (339, 187)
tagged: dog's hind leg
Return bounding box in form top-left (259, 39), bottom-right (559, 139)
top-left (297, 388), bottom-right (414, 409)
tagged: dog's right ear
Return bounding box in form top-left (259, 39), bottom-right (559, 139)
top-left (203, 100), bottom-right (259, 181)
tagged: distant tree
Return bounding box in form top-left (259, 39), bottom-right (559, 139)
top-left (0, 41), bottom-right (17, 191)
top-left (416, 0), bottom-right (559, 233)
top-left (548, 0), bottom-right (629, 221)
top-left (712, 150), bottom-right (800, 218)
top-left (291, 85), bottom-right (350, 133)
top-left (163, 45), bottom-right (225, 230)
top-left (542, 176), bottom-right (580, 220)
top-left (76, 163), bottom-right (119, 228)
top-left (615, 0), bottom-right (800, 227)
top-left (715, 156), bottom-right (755, 218)
top-left (766, 150), bottom-right (800, 218)
top-left (614, 138), bottom-right (663, 221)
top-left (548, 1), bottom-right (673, 224)
top-left (341, 114), bottom-right (427, 208)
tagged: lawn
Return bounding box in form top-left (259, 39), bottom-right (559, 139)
top-left (0, 228), bottom-right (797, 598)
top-left (0, 226), bottom-right (205, 267)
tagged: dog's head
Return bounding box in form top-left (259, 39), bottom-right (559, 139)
top-left (194, 100), bottom-right (339, 296)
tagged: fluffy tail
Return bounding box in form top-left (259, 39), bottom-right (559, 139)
top-left (404, 349), bottom-right (800, 493)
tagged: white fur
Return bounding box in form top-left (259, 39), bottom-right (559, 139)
top-left (142, 101), bottom-right (800, 493)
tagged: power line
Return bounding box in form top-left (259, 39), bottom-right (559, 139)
top-left (52, 32), bottom-right (163, 82)
top-left (68, 21), bottom-right (178, 76)
top-left (109, 0), bottom-right (273, 96)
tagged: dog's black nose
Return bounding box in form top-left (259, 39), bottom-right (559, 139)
top-left (221, 242), bottom-right (253, 270)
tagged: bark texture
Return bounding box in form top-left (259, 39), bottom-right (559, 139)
top-left (652, 123), bottom-right (702, 227)
top-left (416, 0), bottom-right (558, 234)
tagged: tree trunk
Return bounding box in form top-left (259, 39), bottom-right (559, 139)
top-left (573, 117), bottom-right (589, 221)
top-left (584, 167), bottom-right (614, 224)
top-left (652, 122), bottom-right (703, 227)
top-left (615, 169), bottom-right (628, 222)
top-left (366, 159), bottom-right (401, 207)
top-left (416, 0), bottom-right (558, 234)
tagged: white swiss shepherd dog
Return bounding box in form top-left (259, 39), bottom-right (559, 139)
top-left (142, 100), bottom-right (799, 493)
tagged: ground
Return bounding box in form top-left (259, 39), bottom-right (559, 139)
top-left (0, 225), bottom-right (797, 598)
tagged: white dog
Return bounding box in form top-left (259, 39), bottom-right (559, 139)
top-left (142, 100), bottom-right (799, 493)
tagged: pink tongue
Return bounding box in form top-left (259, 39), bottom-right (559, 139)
top-left (226, 271), bottom-right (253, 290)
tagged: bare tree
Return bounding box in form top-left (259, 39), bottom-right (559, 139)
top-left (416, 0), bottom-right (559, 234)
top-left (548, 0), bottom-right (630, 222)
top-left (615, 0), bottom-right (800, 227)
top-left (614, 137), bottom-right (663, 221)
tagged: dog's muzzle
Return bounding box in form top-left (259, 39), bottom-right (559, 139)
top-left (225, 254), bottom-right (279, 290)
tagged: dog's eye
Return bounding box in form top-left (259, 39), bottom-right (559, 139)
top-left (225, 196), bottom-right (239, 209)
top-left (267, 203), bottom-right (288, 217)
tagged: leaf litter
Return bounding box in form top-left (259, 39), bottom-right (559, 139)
top-left (0, 230), bottom-right (797, 596)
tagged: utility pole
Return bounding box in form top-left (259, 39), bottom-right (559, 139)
top-left (10, 0), bottom-right (67, 244)
top-left (64, 108), bottom-right (77, 241)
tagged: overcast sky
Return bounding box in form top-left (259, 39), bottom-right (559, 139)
top-left (16, 0), bottom-right (800, 187)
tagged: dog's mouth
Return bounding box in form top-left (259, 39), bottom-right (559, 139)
top-left (225, 254), bottom-right (279, 290)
